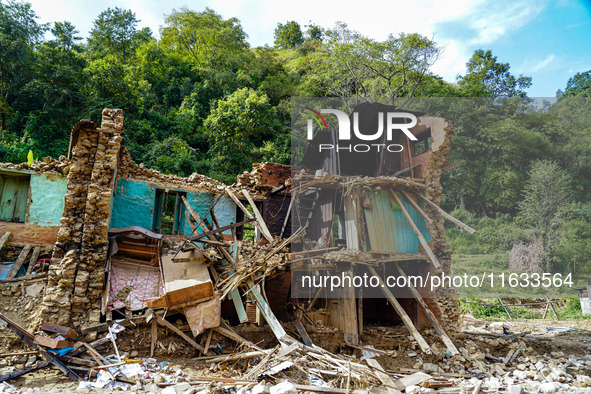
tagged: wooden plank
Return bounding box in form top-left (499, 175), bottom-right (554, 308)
top-left (400, 190), bottom-right (432, 224)
top-left (390, 191), bottom-right (440, 269)
top-left (41, 322), bottom-right (77, 340)
top-left (416, 193), bottom-right (476, 234)
top-left (367, 266), bottom-right (432, 354)
top-left (188, 219), bottom-right (255, 242)
top-left (245, 278), bottom-right (287, 342)
top-left (0, 361), bottom-right (51, 383)
top-left (228, 244), bottom-right (248, 323)
top-left (150, 319), bottom-right (157, 358)
top-left (154, 314), bottom-right (208, 355)
top-left (392, 372), bottom-right (432, 391)
top-left (242, 190), bottom-right (273, 242)
top-left (5, 244), bottom-right (32, 279)
top-left (366, 358), bottom-right (402, 394)
top-left (226, 188), bottom-right (273, 242)
top-left (25, 246), bottom-right (41, 276)
top-left (395, 265), bottom-right (459, 355)
top-left (342, 267), bottom-right (359, 345)
top-left (0, 232), bottom-right (11, 251)
top-left (213, 323), bottom-right (263, 351)
top-left (203, 329), bottom-right (213, 355)
top-left (546, 295), bottom-right (558, 320)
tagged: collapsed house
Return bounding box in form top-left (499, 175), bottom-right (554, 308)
top-left (0, 106), bottom-right (480, 390)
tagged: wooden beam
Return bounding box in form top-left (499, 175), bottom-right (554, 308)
top-left (390, 191), bottom-right (440, 269)
top-left (366, 266), bottom-right (432, 354)
top-left (228, 244), bottom-right (248, 323)
top-left (498, 297), bottom-right (513, 319)
top-left (342, 267), bottom-right (358, 345)
top-left (213, 323), bottom-right (263, 351)
top-left (245, 278), bottom-right (287, 341)
top-left (226, 188), bottom-right (273, 242)
top-left (188, 219), bottom-right (255, 242)
top-left (366, 358), bottom-right (402, 394)
top-left (400, 190), bottom-right (432, 224)
top-left (395, 265), bottom-right (459, 355)
top-left (242, 190), bottom-right (273, 242)
top-left (25, 246), bottom-right (40, 276)
top-left (5, 244), bottom-right (32, 279)
top-left (0, 232), bottom-right (11, 251)
top-left (153, 314), bottom-right (209, 355)
top-left (416, 193), bottom-right (476, 234)
top-left (150, 320), bottom-right (157, 358)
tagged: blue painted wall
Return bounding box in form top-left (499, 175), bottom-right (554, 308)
top-left (110, 179), bottom-right (157, 230)
top-left (110, 178), bottom-right (236, 235)
top-left (28, 173), bottom-right (68, 226)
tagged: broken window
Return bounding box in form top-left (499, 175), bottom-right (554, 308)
top-left (413, 131), bottom-right (432, 156)
top-left (235, 201), bottom-right (260, 241)
top-left (152, 189), bottom-right (186, 235)
top-left (0, 173), bottom-right (30, 223)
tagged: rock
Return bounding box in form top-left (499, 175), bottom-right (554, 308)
top-left (25, 283), bottom-right (44, 297)
top-left (270, 381), bottom-right (297, 394)
top-left (423, 362), bottom-right (439, 373)
top-left (508, 384), bottom-right (523, 394)
top-left (513, 370), bottom-right (527, 380)
top-left (539, 382), bottom-right (559, 392)
top-left (153, 374), bottom-right (165, 384)
top-left (405, 385), bottom-right (420, 394)
top-left (252, 382), bottom-right (270, 394)
top-left (172, 382), bottom-right (192, 393)
top-left (25, 355), bottom-right (36, 368)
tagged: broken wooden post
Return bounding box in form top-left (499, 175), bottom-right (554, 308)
top-left (366, 266), bottom-right (432, 354)
top-left (242, 189), bottom-right (274, 242)
top-left (416, 193), bottom-right (476, 234)
top-left (0, 232), bottom-right (11, 252)
top-left (400, 190), bottom-right (433, 224)
top-left (25, 246), bottom-right (41, 276)
top-left (390, 191), bottom-right (440, 269)
top-left (342, 266), bottom-right (359, 345)
top-left (395, 264), bottom-right (459, 355)
top-left (366, 358), bottom-right (402, 394)
top-left (245, 278), bottom-right (287, 341)
top-left (5, 244), bottom-right (32, 279)
top-left (225, 188), bottom-right (273, 242)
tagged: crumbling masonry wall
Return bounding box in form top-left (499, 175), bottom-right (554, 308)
top-left (37, 109), bottom-right (123, 328)
top-left (422, 118), bottom-right (461, 330)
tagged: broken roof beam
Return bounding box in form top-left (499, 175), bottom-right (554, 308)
top-left (400, 190), bottom-right (433, 224)
top-left (226, 188), bottom-right (273, 242)
top-left (188, 219), bottom-right (255, 242)
top-left (366, 266), bottom-right (433, 354)
top-left (416, 193), bottom-right (476, 234)
top-left (389, 191), bottom-right (440, 270)
top-left (395, 264), bottom-right (459, 356)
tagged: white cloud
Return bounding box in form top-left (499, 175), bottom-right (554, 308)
top-left (532, 54), bottom-right (556, 72)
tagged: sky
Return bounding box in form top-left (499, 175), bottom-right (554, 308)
top-left (22, 0), bottom-right (591, 97)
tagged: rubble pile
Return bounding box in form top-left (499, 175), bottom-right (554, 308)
top-left (0, 156), bottom-right (70, 176)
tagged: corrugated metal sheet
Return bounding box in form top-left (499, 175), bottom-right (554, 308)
top-left (361, 189), bottom-right (430, 253)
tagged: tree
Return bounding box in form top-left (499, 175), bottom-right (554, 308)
top-left (274, 21), bottom-right (304, 49)
top-left (563, 70), bottom-right (591, 97)
top-left (0, 1), bottom-right (47, 129)
top-left (51, 21), bottom-right (81, 50)
top-left (519, 160), bottom-right (571, 270)
top-left (457, 49), bottom-right (532, 97)
top-left (204, 88), bottom-right (279, 182)
top-left (87, 7), bottom-right (152, 63)
top-left (305, 22), bottom-right (323, 42)
top-left (161, 7), bottom-right (248, 77)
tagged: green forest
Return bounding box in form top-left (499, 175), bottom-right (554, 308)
top-left (1, 2), bottom-right (590, 287)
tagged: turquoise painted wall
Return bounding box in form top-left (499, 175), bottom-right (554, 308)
top-left (28, 173), bottom-right (67, 226)
top-left (110, 178), bottom-right (236, 235)
top-left (110, 179), bottom-right (156, 230)
top-left (183, 192), bottom-right (236, 236)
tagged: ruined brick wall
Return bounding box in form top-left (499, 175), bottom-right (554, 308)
top-left (36, 109), bottom-right (123, 328)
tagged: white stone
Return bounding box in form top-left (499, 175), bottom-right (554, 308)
top-left (252, 382), bottom-right (270, 394)
top-left (539, 382), bottom-right (559, 393)
top-left (508, 385), bottom-right (523, 394)
top-left (513, 370), bottom-right (527, 380)
top-left (405, 386), bottom-right (420, 394)
top-left (269, 381), bottom-right (297, 394)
